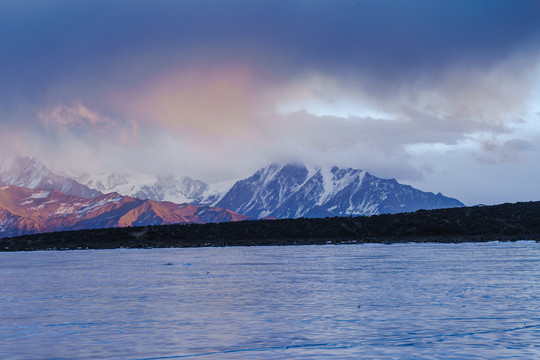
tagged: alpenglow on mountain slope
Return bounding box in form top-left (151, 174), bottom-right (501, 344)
top-left (194, 163), bottom-right (464, 219)
top-left (0, 185), bottom-right (249, 239)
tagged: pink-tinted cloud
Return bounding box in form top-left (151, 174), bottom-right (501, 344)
top-left (119, 65), bottom-right (263, 139)
top-left (37, 101), bottom-right (143, 147)
top-left (38, 102), bottom-right (114, 133)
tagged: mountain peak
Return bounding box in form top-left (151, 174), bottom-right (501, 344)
top-left (209, 162), bottom-right (463, 219)
top-left (0, 156), bottom-right (101, 198)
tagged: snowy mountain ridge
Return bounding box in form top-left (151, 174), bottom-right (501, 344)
top-left (0, 157), bottom-right (101, 198)
top-left (0, 157), bottom-right (464, 220)
top-left (196, 163), bottom-right (464, 219)
top-left (74, 172), bottom-right (208, 204)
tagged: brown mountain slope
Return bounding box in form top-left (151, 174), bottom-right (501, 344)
top-left (0, 185), bottom-right (249, 238)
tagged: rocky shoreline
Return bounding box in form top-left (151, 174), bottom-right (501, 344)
top-left (1, 201), bottom-right (539, 251)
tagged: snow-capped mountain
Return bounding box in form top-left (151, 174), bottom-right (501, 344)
top-left (194, 180), bottom-right (236, 206)
top-left (0, 185), bottom-right (249, 239)
top-left (196, 163), bottom-right (464, 219)
top-left (1, 157), bottom-right (464, 223)
top-left (75, 172), bottom-right (209, 204)
top-left (0, 157), bottom-right (101, 198)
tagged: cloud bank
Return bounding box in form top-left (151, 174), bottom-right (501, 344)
top-left (1, 0), bottom-right (540, 205)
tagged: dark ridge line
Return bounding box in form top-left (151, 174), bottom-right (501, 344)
top-left (1, 201), bottom-right (539, 251)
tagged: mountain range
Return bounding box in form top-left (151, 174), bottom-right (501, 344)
top-left (0, 156), bottom-right (464, 238)
top-left (0, 185), bottom-right (248, 238)
top-left (74, 172), bottom-right (209, 205)
top-left (66, 162), bottom-right (464, 218)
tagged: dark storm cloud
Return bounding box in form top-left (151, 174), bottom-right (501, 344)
top-left (2, 0), bottom-right (539, 109)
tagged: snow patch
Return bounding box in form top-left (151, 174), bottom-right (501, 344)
top-left (197, 180), bottom-right (236, 206)
top-left (75, 196), bottom-right (123, 217)
top-left (316, 167), bottom-right (335, 206)
top-left (303, 164), bottom-right (319, 181)
top-left (258, 210), bottom-right (271, 218)
top-left (29, 190), bottom-right (51, 199)
top-left (55, 203), bottom-right (76, 215)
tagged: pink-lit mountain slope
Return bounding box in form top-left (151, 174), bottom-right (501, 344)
top-left (0, 185), bottom-right (249, 239)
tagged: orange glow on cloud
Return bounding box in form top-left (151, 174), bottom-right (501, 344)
top-left (126, 65), bottom-right (262, 138)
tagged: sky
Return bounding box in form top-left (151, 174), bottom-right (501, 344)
top-left (1, 0), bottom-right (540, 206)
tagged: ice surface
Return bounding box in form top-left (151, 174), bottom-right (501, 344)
top-left (0, 242), bottom-right (539, 359)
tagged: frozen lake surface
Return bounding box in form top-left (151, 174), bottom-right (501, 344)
top-left (1, 242), bottom-right (539, 359)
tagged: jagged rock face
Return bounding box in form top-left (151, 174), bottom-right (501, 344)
top-left (0, 185), bottom-right (249, 239)
top-left (211, 164), bottom-right (311, 218)
top-left (0, 157), bottom-right (101, 198)
top-left (208, 163), bottom-right (464, 219)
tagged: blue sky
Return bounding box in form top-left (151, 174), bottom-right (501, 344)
top-left (1, 0), bottom-right (540, 205)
